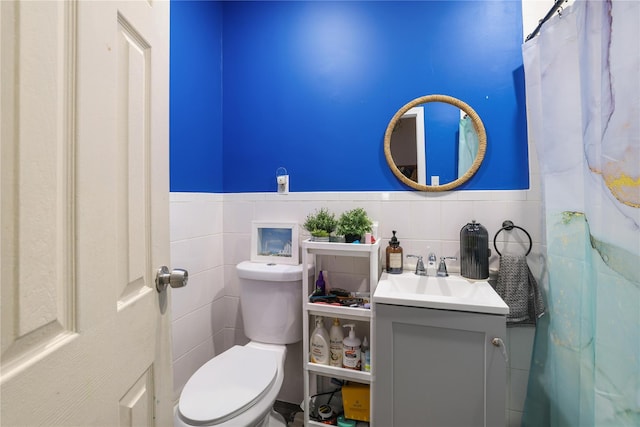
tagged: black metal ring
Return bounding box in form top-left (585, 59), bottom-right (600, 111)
top-left (493, 220), bottom-right (532, 256)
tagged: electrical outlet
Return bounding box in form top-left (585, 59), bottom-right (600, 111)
top-left (277, 175), bottom-right (289, 194)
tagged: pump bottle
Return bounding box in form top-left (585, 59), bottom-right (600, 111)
top-left (329, 318), bottom-right (344, 367)
top-left (310, 316), bottom-right (330, 365)
top-left (342, 324), bottom-right (361, 370)
top-left (386, 230), bottom-right (403, 274)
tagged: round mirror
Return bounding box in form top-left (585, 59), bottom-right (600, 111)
top-left (384, 94), bottom-right (486, 191)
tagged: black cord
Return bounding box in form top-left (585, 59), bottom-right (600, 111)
top-left (308, 387), bottom-right (343, 421)
top-left (309, 388), bottom-right (341, 400)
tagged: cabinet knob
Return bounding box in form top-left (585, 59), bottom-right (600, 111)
top-left (491, 337), bottom-right (509, 363)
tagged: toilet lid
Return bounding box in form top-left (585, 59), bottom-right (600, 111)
top-left (178, 345), bottom-right (278, 425)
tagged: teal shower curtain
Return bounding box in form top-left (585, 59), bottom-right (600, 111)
top-left (521, 1), bottom-right (639, 426)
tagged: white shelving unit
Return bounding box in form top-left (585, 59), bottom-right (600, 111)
top-left (302, 239), bottom-right (380, 426)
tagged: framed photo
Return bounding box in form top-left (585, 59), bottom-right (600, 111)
top-left (250, 221), bottom-right (299, 265)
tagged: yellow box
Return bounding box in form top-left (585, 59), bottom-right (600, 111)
top-left (341, 383), bottom-right (370, 422)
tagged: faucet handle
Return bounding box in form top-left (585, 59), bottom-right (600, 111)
top-left (406, 255), bottom-right (426, 276)
top-left (437, 256), bottom-right (457, 277)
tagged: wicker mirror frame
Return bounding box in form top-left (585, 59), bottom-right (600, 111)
top-left (384, 94), bottom-right (486, 192)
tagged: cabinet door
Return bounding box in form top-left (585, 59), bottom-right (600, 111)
top-left (375, 304), bottom-right (506, 427)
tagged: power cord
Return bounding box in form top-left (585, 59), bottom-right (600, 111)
top-left (308, 386), bottom-right (343, 421)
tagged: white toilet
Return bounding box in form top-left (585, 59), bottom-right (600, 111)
top-left (174, 261), bottom-right (309, 427)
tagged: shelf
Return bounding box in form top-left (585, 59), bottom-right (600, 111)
top-left (306, 303), bottom-right (372, 321)
top-left (302, 237), bottom-right (379, 426)
top-left (303, 239), bottom-right (379, 257)
top-left (306, 362), bottom-right (373, 384)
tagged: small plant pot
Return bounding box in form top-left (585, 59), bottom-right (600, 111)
top-left (330, 235), bottom-right (345, 243)
top-left (344, 234), bottom-right (362, 243)
top-left (311, 236), bottom-right (330, 242)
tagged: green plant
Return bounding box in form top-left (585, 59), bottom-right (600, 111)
top-left (303, 208), bottom-right (338, 237)
top-left (336, 208), bottom-right (373, 238)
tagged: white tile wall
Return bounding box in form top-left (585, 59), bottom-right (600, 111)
top-left (170, 193), bottom-right (225, 400)
top-left (170, 189), bottom-right (542, 422)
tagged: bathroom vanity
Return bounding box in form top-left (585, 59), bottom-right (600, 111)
top-left (373, 272), bottom-right (508, 426)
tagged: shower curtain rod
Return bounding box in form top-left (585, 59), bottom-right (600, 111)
top-left (525, 0), bottom-right (568, 42)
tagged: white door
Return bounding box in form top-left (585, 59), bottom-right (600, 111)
top-left (1, 1), bottom-right (177, 425)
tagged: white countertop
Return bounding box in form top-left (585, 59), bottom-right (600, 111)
top-left (373, 271), bottom-right (509, 315)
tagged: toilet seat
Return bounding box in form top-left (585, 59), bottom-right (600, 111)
top-left (178, 345), bottom-right (279, 425)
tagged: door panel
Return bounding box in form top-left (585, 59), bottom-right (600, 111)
top-left (119, 367), bottom-right (154, 427)
top-left (115, 12), bottom-right (152, 308)
top-left (0, 0), bottom-right (76, 383)
top-left (1, 1), bottom-right (173, 425)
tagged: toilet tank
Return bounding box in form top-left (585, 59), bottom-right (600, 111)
top-left (236, 261), bottom-right (313, 345)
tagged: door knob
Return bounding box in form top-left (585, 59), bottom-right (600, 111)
top-left (156, 266), bottom-right (188, 293)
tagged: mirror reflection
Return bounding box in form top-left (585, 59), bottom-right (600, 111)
top-left (390, 103), bottom-right (479, 186)
top-left (384, 95), bottom-right (486, 192)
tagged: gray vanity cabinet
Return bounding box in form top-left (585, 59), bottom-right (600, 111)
top-left (374, 303), bottom-right (506, 427)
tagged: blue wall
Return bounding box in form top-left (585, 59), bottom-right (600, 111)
top-left (170, 0), bottom-right (223, 192)
top-left (171, 1), bottom-right (528, 193)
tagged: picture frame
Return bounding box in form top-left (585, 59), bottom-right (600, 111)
top-left (250, 221), bottom-right (299, 265)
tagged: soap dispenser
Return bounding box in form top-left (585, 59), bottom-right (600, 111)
top-left (460, 220), bottom-right (490, 279)
top-left (386, 230), bottom-right (403, 274)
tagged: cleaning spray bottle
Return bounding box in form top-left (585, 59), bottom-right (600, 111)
top-left (315, 271), bottom-right (326, 295)
top-left (310, 316), bottom-right (330, 365)
top-left (342, 324), bottom-right (361, 370)
top-left (329, 318), bottom-right (344, 367)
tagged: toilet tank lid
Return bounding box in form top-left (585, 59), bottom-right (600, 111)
top-left (178, 345), bottom-right (278, 425)
top-left (236, 261), bottom-right (313, 281)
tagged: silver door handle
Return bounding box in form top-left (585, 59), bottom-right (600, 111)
top-left (156, 266), bottom-right (188, 293)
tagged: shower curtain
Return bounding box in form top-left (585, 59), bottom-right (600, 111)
top-left (521, 1), bottom-right (639, 426)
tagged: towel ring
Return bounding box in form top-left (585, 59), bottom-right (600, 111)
top-left (493, 220), bottom-right (532, 256)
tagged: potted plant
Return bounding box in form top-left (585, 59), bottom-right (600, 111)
top-left (303, 208), bottom-right (338, 242)
top-left (336, 208), bottom-right (373, 243)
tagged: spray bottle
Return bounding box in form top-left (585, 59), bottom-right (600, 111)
top-left (315, 271), bottom-right (326, 295)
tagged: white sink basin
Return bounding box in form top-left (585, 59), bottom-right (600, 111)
top-left (374, 271), bottom-right (508, 315)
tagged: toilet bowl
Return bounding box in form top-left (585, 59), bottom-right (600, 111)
top-left (174, 342), bottom-right (287, 427)
top-left (175, 261), bottom-right (310, 427)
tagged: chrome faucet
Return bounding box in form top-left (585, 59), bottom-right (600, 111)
top-left (427, 252), bottom-right (437, 265)
top-left (437, 257), bottom-right (457, 277)
top-left (406, 255), bottom-right (426, 276)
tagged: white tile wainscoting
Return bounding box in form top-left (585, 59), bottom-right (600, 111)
top-left (170, 183), bottom-right (544, 426)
